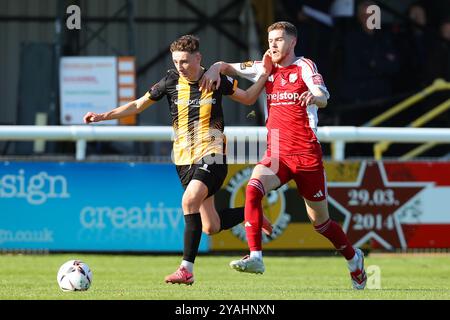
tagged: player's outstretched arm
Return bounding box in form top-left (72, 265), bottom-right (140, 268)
top-left (200, 61), bottom-right (238, 92)
top-left (83, 94), bottom-right (154, 124)
top-left (229, 50), bottom-right (272, 106)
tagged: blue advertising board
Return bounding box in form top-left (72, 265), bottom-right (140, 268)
top-left (0, 161), bottom-right (209, 252)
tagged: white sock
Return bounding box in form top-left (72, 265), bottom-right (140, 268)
top-left (250, 251), bottom-right (263, 260)
top-left (347, 251), bottom-right (359, 272)
top-left (181, 260), bottom-right (194, 273)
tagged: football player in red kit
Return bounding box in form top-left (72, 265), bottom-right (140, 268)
top-left (201, 21), bottom-right (366, 290)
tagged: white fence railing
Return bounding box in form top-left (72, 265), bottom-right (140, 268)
top-left (1, 125), bottom-right (450, 161)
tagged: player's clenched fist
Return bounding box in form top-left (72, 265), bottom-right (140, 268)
top-left (83, 112), bottom-right (104, 124)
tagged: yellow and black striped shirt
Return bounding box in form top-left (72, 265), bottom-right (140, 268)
top-left (145, 69), bottom-right (238, 165)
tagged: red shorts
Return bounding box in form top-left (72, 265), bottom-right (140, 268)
top-left (258, 154), bottom-right (327, 201)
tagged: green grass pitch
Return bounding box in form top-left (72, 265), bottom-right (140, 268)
top-left (1, 253), bottom-right (449, 300)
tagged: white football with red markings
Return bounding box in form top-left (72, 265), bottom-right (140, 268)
top-left (57, 260), bottom-right (93, 292)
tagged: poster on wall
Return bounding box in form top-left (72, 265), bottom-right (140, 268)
top-left (60, 57), bottom-right (118, 125)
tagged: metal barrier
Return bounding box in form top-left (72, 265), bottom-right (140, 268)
top-left (1, 125), bottom-right (450, 161)
top-left (374, 99), bottom-right (450, 159)
top-left (362, 78), bottom-right (450, 160)
top-left (364, 79), bottom-right (450, 127)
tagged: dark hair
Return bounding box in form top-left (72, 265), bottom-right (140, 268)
top-left (267, 21), bottom-right (297, 38)
top-left (170, 35), bottom-right (200, 53)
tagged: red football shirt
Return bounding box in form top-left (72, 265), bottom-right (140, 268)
top-left (232, 57), bottom-right (329, 162)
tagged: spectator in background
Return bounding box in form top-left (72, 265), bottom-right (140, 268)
top-left (396, 2), bottom-right (432, 92)
top-left (339, 0), bottom-right (399, 103)
top-left (426, 18), bottom-right (450, 83)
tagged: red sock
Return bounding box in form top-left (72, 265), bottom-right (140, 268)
top-left (314, 219), bottom-right (355, 260)
top-left (245, 179), bottom-right (265, 251)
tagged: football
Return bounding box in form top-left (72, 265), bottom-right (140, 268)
top-left (57, 260), bottom-right (93, 292)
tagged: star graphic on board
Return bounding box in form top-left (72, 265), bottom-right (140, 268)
top-left (327, 162), bottom-right (432, 250)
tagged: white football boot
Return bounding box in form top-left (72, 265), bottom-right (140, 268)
top-left (229, 255), bottom-right (265, 274)
top-left (349, 248), bottom-right (367, 290)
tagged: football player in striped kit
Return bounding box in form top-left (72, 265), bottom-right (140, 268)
top-left (83, 35), bottom-right (273, 285)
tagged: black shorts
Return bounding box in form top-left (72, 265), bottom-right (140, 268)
top-left (176, 155), bottom-right (228, 198)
